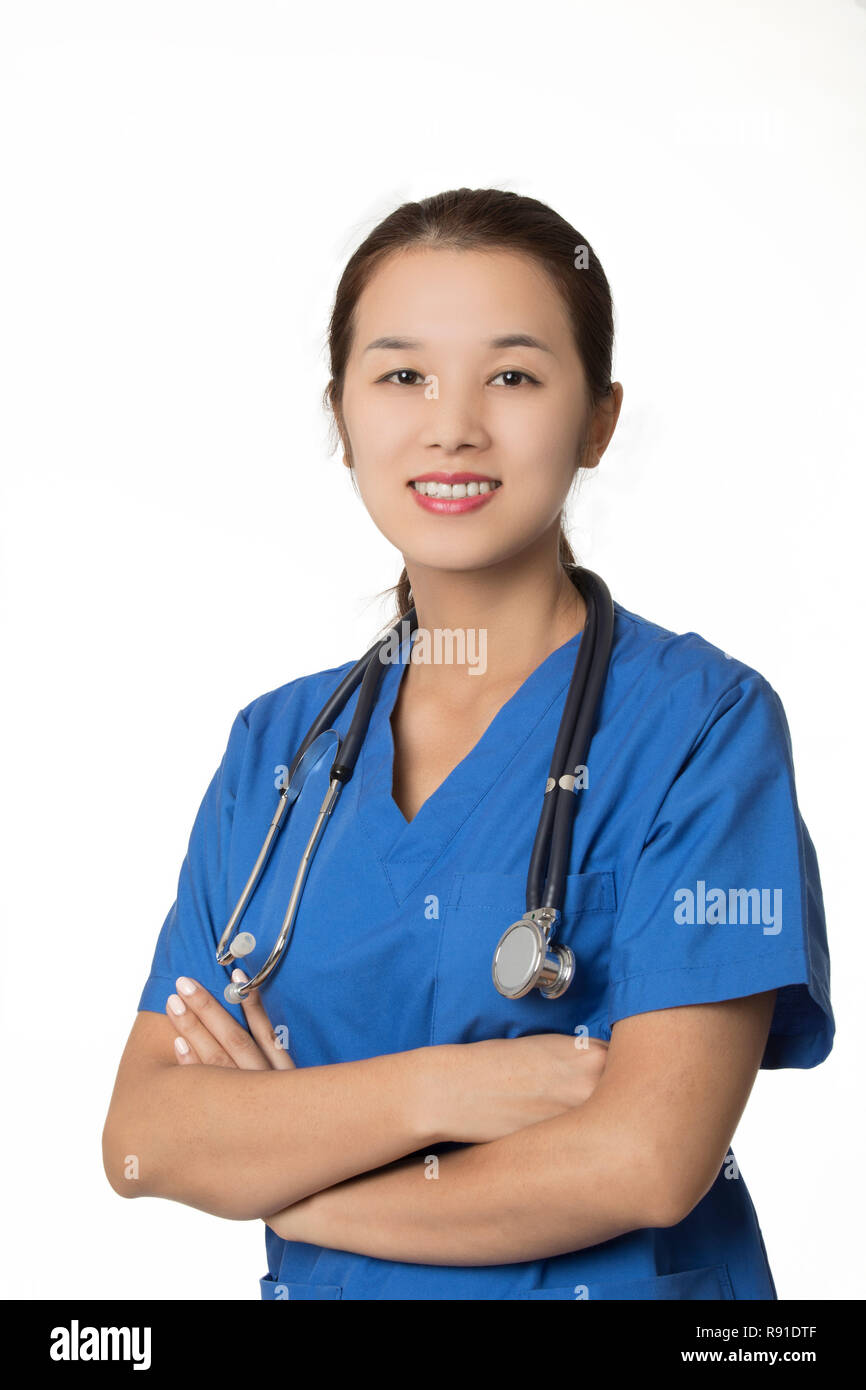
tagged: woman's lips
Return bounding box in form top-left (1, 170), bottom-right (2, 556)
top-left (408, 482), bottom-right (501, 515)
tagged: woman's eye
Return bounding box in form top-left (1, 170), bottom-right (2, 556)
top-left (381, 369), bottom-right (425, 386)
top-left (490, 370), bottom-right (538, 387)
top-left (380, 368), bottom-right (540, 388)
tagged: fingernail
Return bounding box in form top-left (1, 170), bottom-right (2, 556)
top-left (176, 976), bottom-right (196, 996)
top-left (174, 1037), bottom-right (189, 1056)
top-left (167, 994), bottom-right (186, 1015)
top-left (232, 969), bottom-right (248, 983)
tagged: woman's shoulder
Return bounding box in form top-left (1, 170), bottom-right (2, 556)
top-left (228, 599), bottom-right (788, 748)
top-left (236, 655), bottom-right (360, 735)
top-left (610, 597), bottom-right (783, 725)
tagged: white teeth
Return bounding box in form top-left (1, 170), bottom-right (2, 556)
top-left (411, 479), bottom-right (500, 498)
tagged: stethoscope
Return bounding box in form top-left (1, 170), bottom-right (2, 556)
top-left (216, 567), bottom-right (614, 1007)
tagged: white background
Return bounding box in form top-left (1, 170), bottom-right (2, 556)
top-left (1, 0), bottom-right (862, 1301)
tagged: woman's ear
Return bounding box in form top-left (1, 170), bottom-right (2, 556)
top-left (335, 417), bottom-right (353, 470)
top-left (584, 382), bottom-right (624, 470)
top-left (327, 382), bottom-right (353, 467)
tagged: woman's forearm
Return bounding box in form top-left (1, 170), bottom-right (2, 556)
top-left (270, 1094), bottom-right (661, 1264)
top-left (103, 1046), bottom-right (442, 1221)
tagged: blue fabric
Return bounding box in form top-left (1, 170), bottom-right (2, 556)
top-left (138, 601), bottom-right (834, 1300)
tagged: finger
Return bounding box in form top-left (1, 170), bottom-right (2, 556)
top-left (231, 970), bottom-right (296, 1071)
top-left (168, 978), bottom-right (269, 1070)
top-left (166, 992), bottom-right (235, 1067)
top-left (173, 1035), bottom-right (200, 1065)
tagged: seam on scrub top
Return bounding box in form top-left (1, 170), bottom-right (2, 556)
top-left (457, 900), bottom-right (616, 915)
top-left (354, 696), bottom-right (400, 882)
top-left (427, 899), bottom-right (448, 1048)
top-left (612, 676), bottom-right (777, 921)
top-left (456, 870), bottom-right (617, 914)
top-left (392, 665), bottom-right (587, 903)
top-left (360, 656), bottom-right (599, 908)
top-left (426, 873), bottom-right (464, 1046)
top-left (139, 972), bottom-right (183, 994)
top-left (354, 769), bottom-right (406, 903)
top-left (355, 742), bottom-right (440, 908)
top-left (608, 944), bottom-right (808, 986)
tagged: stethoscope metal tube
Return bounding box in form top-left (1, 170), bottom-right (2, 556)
top-left (215, 729), bottom-right (343, 997)
top-left (215, 570), bottom-right (613, 1007)
top-left (222, 769), bottom-right (345, 1004)
top-left (216, 610), bottom-right (420, 1003)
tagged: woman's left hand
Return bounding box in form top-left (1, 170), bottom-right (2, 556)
top-left (168, 969), bottom-right (296, 1070)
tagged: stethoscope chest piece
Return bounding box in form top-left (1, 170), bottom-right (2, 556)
top-left (491, 908), bottom-right (576, 1000)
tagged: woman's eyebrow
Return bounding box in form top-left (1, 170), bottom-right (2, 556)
top-left (363, 333), bottom-right (554, 354)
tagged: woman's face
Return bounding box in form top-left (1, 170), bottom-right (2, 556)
top-left (339, 245), bottom-right (613, 577)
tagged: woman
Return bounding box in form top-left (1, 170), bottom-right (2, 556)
top-left (103, 187), bottom-right (834, 1301)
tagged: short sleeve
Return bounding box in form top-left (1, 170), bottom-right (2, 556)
top-left (606, 674), bottom-right (834, 1069)
top-left (137, 706), bottom-right (252, 1022)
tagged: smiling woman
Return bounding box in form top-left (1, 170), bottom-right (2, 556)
top-left (102, 187), bottom-right (834, 1302)
top-left (329, 218), bottom-right (618, 607)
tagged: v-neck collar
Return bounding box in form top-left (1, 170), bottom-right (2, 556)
top-left (357, 625), bottom-right (584, 903)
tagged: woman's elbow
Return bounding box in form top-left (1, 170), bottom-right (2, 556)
top-left (642, 1144), bottom-right (725, 1229)
top-left (102, 1116), bottom-right (141, 1198)
top-left (101, 1114), bottom-right (256, 1220)
top-left (101, 1110), bottom-right (166, 1201)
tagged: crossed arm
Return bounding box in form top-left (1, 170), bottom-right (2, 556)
top-left (263, 992), bottom-right (777, 1264)
top-left (103, 977), bottom-right (776, 1265)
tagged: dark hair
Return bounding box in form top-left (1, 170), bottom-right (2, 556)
top-left (323, 187), bottom-right (615, 630)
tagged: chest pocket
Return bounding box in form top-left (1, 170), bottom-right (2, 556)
top-left (431, 869), bottom-right (616, 1046)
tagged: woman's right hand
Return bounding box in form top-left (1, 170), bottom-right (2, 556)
top-left (166, 969), bottom-right (296, 1071)
top-left (422, 1033), bottom-right (610, 1145)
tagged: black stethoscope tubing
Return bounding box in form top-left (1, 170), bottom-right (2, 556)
top-left (529, 567), bottom-right (614, 913)
top-left (287, 566), bottom-right (612, 916)
top-left (216, 568), bottom-right (613, 1004)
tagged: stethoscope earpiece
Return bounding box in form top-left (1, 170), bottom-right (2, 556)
top-left (230, 932), bottom-right (256, 958)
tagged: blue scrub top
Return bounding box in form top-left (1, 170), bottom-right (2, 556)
top-left (138, 600), bottom-right (834, 1301)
